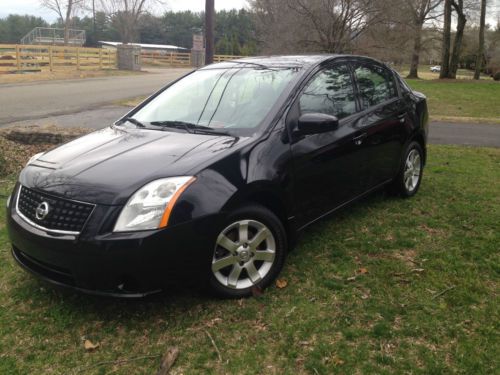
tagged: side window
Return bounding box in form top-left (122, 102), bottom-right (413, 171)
top-left (354, 64), bottom-right (397, 108)
top-left (299, 65), bottom-right (356, 119)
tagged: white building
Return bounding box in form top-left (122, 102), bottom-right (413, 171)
top-left (98, 41), bottom-right (188, 54)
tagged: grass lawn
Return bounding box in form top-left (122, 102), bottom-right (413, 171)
top-left (0, 144), bottom-right (498, 374)
top-left (406, 79), bottom-right (500, 124)
top-left (396, 64), bottom-right (491, 81)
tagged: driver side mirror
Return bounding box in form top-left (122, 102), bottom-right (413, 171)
top-left (297, 113), bottom-right (339, 135)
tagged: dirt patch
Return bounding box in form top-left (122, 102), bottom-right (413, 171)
top-left (393, 249), bottom-right (418, 268)
top-left (3, 126), bottom-right (90, 145)
top-left (418, 224), bottom-right (448, 238)
top-left (0, 125), bottom-right (92, 176)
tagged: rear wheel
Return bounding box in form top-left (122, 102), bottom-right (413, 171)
top-left (391, 141), bottom-right (424, 197)
top-left (208, 204), bottom-right (287, 298)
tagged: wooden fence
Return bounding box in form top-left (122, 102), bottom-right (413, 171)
top-left (141, 51), bottom-right (246, 67)
top-left (141, 51), bottom-right (192, 67)
top-left (213, 54), bottom-right (246, 63)
top-left (0, 44), bottom-right (248, 73)
top-left (0, 44), bottom-right (116, 73)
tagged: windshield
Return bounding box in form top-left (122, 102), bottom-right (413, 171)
top-left (132, 67), bottom-right (298, 134)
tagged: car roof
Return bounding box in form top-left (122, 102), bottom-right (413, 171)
top-left (200, 54), bottom-right (385, 70)
top-left (200, 55), bottom-right (341, 70)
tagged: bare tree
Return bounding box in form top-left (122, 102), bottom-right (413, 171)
top-left (40, 0), bottom-right (85, 44)
top-left (439, 0), bottom-right (479, 78)
top-left (474, 0), bottom-right (487, 79)
top-left (251, 0), bottom-right (299, 53)
top-left (250, 0), bottom-right (386, 54)
top-left (287, 0), bottom-right (385, 53)
top-left (355, 19), bottom-right (414, 63)
top-left (404, 0), bottom-right (443, 79)
top-left (98, 0), bottom-right (152, 44)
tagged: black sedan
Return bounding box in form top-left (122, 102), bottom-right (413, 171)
top-left (6, 55), bottom-right (428, 298)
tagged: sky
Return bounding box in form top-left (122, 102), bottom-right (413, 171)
top-left (0, 0), bottom-right (498, 24)
top-left (0, 0), bottom-right (250, 22)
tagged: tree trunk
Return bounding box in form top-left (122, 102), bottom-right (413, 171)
top-left (407, 22), bottom-right (423, 79)
top-left (122, 29), bottom-right (130, 44)
top-left (64, 0), bottom-right (74, 45)
top-left (119, 13), bottom-right (134, 44)
top-left (474, 0), bottom-right (487, 79)
top-left (122, 18), bottom-right (132, 44)
top-left (440, 0), bottom-right (452, 78)
top-left (449, 1), bottom-right (466, 78)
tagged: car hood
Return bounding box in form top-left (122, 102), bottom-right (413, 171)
top-left (19, 126), bottom-right (246, 205)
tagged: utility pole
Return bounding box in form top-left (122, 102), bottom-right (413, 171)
top-left (205, 0), bottom-right (215, 65)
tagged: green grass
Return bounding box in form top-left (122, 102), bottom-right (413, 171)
top-left (406, 79), bottom-right (500, 123)
top-left (396, 64), bottom-right (491, 81)
top-left (0, 145), bottom-right (499, 374)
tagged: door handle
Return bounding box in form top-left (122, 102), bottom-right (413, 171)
top-left (352, 132), bottom-right (367, 146)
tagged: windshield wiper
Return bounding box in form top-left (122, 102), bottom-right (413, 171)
top-left (121, 117), bottom-right (146, 128)
top-left (149, 120), bottom-right (236, 138)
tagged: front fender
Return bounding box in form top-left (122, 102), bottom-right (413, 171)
top-left (169, 128), bottom-right (295, 227)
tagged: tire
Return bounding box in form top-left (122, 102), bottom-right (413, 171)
top-left (390, 141), bottom-right (424, 197)
top-left (208, 204), bottom-right (287, 298)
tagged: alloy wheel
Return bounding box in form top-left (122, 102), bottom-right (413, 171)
top-left (404, 149), bottom-right (422, 193)
top-left (212, 219), bottom-right (276, 290)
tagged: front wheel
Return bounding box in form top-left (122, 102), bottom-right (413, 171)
top-left (208, 204), bottom-right (287, 298)
top-left (391, 141), bottom-right (424, 197)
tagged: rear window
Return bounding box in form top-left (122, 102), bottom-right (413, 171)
top-left (354, 64), bottom-right (397, 108)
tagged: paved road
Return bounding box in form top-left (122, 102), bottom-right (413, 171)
top-left (429, 121), bottom-right (500, 148)
top-left (0, 68), bottom-right (192, 125)
top-left (1, 70), bottom-right (499, 147)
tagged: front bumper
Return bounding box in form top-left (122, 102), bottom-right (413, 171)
top-left (6, 189), bottom-right (224, 297)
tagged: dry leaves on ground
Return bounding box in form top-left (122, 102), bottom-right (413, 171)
top-left (358, 268), bottom-right (368, 274)
top-left (83, 339), bottom-right (100, 351)
top-left (276, 278), bottom-right (288, 289)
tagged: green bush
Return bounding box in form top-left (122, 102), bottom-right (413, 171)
top-left (493, 71), bottom-right (500, 81)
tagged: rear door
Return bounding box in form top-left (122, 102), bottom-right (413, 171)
top-left (351, 62), bottom-right (407, 187)
top-left (288, 62), bottom-right (370, 226)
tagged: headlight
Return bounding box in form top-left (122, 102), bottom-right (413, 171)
top-left (26, 152), bottom-right (44, 166)
top-left (114, 176), bottom-right (195, 232)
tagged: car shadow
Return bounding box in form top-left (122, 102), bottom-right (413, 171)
top-left (292, 187), bottom-right (395, 249)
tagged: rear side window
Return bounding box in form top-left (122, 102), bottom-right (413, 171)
top-left (299, 64), bottom-right (356, 119)
top-left (354, 64), bottom-right (397, 108)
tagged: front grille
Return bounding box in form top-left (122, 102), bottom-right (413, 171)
top-left (17, 185), bottom-right (94, 233)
